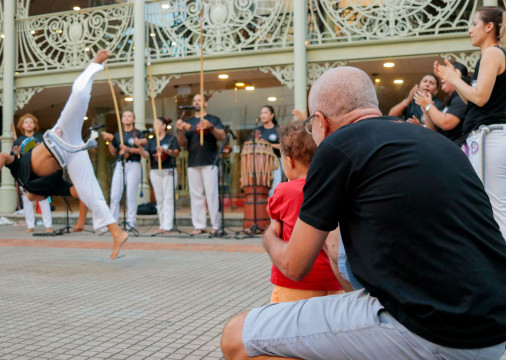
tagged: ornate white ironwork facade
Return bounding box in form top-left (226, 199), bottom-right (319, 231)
top-left (0, 87), bottom-right (43, 110)
top-left (113, 74), bottom-right (181, 99)
top-left (260, 61), bottom-right (348, 89)
top-left (307, 0), bottom-right (477, 44)
top-left (440, 51), bottom-right (481, 72)
top-left (0, 0), bottom-right (482, 74)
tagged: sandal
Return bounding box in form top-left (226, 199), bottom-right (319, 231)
top-left (191, 229), bottom-right (207, 235)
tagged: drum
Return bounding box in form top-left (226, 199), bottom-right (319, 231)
top-left (240, 140), bottom-right (278, 188)
top-left (20, 137), bottom-right (37, 154)
top-left (243, 185), bottom-right (270, 231)
top-left (240, 140), bottom-right (279, 232)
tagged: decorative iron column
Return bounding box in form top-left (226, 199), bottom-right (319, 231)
top-left (0, 0), bottom-right (17, 212)
top-left (293, 0), bottom-right (308, 114)
top-left (133, 0), bottom-right (150, 204)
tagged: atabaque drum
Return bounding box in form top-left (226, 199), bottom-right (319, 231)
top-left (240, 140), bottom-right (278, 188)
top-left (240, 140), bottom-right (279, 232)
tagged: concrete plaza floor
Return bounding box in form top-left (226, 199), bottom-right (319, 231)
top-left (0, 224), bottom-right (271, 360)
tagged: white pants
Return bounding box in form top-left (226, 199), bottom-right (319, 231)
top-left (110, 161), bottom-right (141, 227)
top-left (269, 157), bottom-right (283, 198)
top-left (21, 191), bottom-right (52, 229)
top-left (150, 168), bottom-right (177, 231)
top-left (465, 125), bottom-right (506, 240)
top-left (188, 165), bottom-right (220, 230)
top-left (51, 62), bottom-right (116, 230)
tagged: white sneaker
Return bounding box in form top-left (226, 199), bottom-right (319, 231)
top-left (0, 217), bottom-right (14, 225)
top-left (13, 209), bottom-right (24, 215)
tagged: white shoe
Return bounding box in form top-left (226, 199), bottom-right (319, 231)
top-left (0, 217), bottom-right (14, 225)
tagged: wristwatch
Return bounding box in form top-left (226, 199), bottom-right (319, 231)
top-left (425, 104), bottom-right (432, 112)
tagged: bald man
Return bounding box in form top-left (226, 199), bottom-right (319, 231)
top-left (220, 67), bottom-right (506, 360)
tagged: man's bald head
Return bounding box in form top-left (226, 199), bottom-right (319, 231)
top-left (308, 66), bottom-right (379, 119)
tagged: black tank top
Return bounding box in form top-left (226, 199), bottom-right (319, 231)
top-left (464, 46), bottom-right (506, 135)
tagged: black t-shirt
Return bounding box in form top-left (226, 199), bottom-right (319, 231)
top-left (184, 114), bottom-right (224, 167)
top-left (144, 135), bottom-right (180, 169)
top-left (6, 151), bottom-right (72, 197)
top-left (403, 98), bottom-right (443, 122)
top-left (12, 133), bottom-right (44, 149)
top-left (111, 129), bottom-right (145, 162)
top-left (256, 125), bottom-right (280, 157)
top-left (464, 47), bottom-right (506, 135)
top-left (299, 117), bottom-right (506, 348)
top-left (436, 92), bottom-right (466, 146)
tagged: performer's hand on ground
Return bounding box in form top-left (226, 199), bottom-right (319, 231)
top-left (101, 131), bottom-right (113, 142)
top-left (93, 49), bottom-right (110, 64)
top-left (73, 222), bottom-right (84, 233)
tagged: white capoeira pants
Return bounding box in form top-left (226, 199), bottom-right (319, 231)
top-left (464, 124), bottom-right (506, 240)
top-left (188, 165), bottom-right (220, 230)
top-left (50, 62), bottom-right (116, 230)
top-left (269, 157), bottom-right (283, 198)
top-left (150, 168), bottom-right (177, 231)
top-left (21, 191), bottom-right (52, 229)
top-left (109, 160), bottom-right (141, 227)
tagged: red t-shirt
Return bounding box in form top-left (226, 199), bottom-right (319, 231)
top-left (267, 178), bottom-right (341, 291)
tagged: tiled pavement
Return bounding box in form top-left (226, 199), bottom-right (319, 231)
top-left (0, 225), bottom-right (271, 360)
top-left (1, 224), bottom-right (505, 360)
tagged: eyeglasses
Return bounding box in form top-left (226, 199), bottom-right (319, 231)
top-left (303, 114), bottom-right (316, 134)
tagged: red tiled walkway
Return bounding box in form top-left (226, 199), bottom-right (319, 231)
top-left (0, 238), bottom-right (265, 253)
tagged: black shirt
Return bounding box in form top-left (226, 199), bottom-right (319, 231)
top-left (256, 125), bottom-right (280, 157)
top-left (111, 129), bottom-right (145, 162)
top-left (403, 98), bottom-right (443, 122)
top-left (464, 47), bottom-right (506, 135)
top-left (299, 117), bottom-right (506, 348)
top-left (184, 114), bottom-right (224, 167)
top-left (144, 135), bottom-right (180, 169)
top-left (6, 151), bottom-right (72, 197)
top-left (436, 92), bottom-right (466, 146)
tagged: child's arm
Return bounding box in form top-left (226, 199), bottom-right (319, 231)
top-left (323, 228), bottom-right (354, 292)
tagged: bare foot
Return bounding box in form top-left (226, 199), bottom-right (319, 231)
top-left (45, 228), bottom-right (53, 233)
top-left (25, 228), bottom-right (34, 233)
top-left (110, 231), bottom-right (128, 260)
top-left (94, 49), bottom-right (110, 64)
top-left (154, 228), bottom-right (165, 234)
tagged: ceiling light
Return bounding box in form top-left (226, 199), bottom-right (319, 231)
top-left (167, 125), bottom-right (172, 130)
top-left (30, 30), bottom-right (36, 35)
top-left (161, 3), bottom-right (170, 9)
top-left (105, 141), bottom-right (110, 145)
top-left (0, 34), bottom-right (5, 39)
top-left (218, 74), bottom-right (229, 79)
top-left (383, 62), bottom-right (395, 68)
top-left (267, 96), bottom-right (277, 102)
top-left (125, 97), bottom-right (134, 102)
top-left (73, 6), bottom-right (81, 11)
top-left (85, 47), bottom-right (90, 52)
top-left (171, 41), bottom-right (176, 45)
top-left (148, 134), bottom-right (154, 139)
top-left (375, 79), bottom-right (381, 83)
top-left (245, 86), bottom-right (255, 91)
top-left (235, 82), bottom-right (245, 87)
top-left (150, 33), bottom-right (156, 37)
top-left (83, 116), bottom-right (88, 120)
top-left (393, 79), bottom-right (404, 84)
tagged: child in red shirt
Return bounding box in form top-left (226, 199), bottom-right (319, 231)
top-left (267, 120), bottom-right (342, 303)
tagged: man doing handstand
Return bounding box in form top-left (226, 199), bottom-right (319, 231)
top-left (0, 50), bottom-right (128, 260)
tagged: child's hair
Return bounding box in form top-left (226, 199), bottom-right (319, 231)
top-left (278, 120), bottom-right (317, 166)
top-left (17, 113), bottom-right (40, 134)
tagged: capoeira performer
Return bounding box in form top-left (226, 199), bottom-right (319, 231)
top-left (0, 50), bottom-right (128, 260)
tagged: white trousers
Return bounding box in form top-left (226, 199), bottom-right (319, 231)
top-left (465, 125), bottom-right (506, 240)
top-left (21, 191), bottom-right (52, 229)
top-left (110, 161), bottom-right (141, 227)
top-left (51, 62), bottom-right (116, 230)
top-left (188, 165), bottom-right (220, 230)
top-left (269, 157), bottom-right (283, 198)
top-left (150, 169), bottom-right (177, 231)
